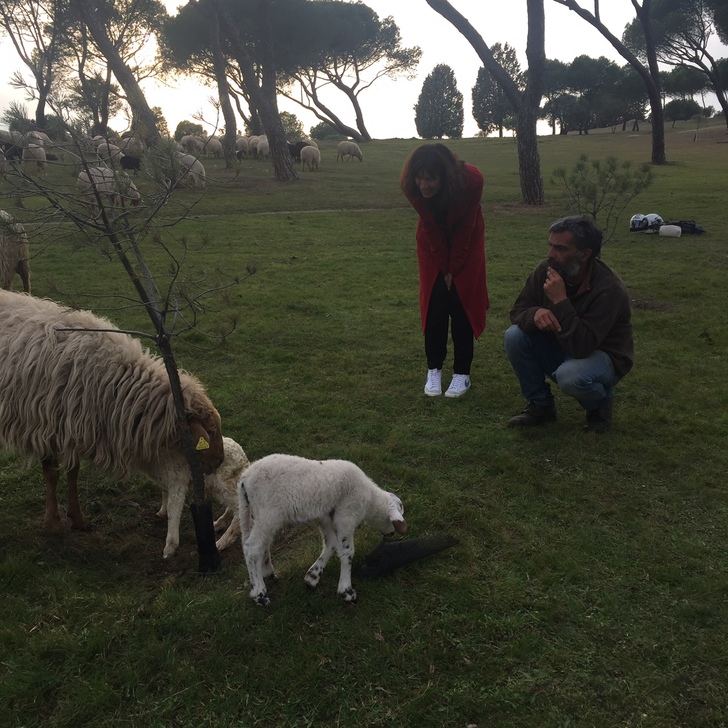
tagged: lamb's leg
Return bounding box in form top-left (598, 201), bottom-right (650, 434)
top-left (304, 518), bottom-right (337, 589)
top-left (41, 457), bottom-right (62, 531)
top-left (262, 548), bottom-right (276, 580)
top-left (66, 464), bottom-right (89, 531)
top-left (213, 507), bottom-right (229, 532)
top-left (162, 482), bottom-right (187, 559)
top-left (243, 526), bottom-right (271, 606)
top-left (156, 491), bottom-right (168, 519)
top-left (215, 513), bottom-right (240, 552)
top-left (333, 523), bottom-right (357, 602)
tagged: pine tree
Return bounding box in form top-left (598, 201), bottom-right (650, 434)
top-left (414, 64), bottom-right (464, 139)
top-left (471, 43), bottom-right (522, 137)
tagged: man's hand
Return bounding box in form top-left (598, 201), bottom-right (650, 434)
top-left (533, 307), bottom-right (561, 332)
top-left (543, 266), bottom-right (567, 304)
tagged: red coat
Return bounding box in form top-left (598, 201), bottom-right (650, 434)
top-left (406, 163), bottom-right (488, 337)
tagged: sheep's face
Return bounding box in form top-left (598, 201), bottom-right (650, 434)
top-left (374, 492), bottom-right (407, 535)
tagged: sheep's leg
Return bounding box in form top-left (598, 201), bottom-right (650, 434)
top-left (262, 548), bottom-right (276, 580)
top-left (66, 464), bottom-right (89, 531)
top-left (156, 491), bottom-right (168, 519)
top-left (162, 483), bottom-right (186, 559)
top-left (41, 458), bottom-right (63, 531)
top-left (215, 513), bottom-right (240, 552)
top-left (243, 525), bottom-right (271, 606)
top-left (16, 258), bottom-right (30, 293)
top-left (333, 523), bottom-right (357, 602)
top-left (304, 519), bottom-right (337, 589)
top-left (213, 507), bottom-right (232, 532)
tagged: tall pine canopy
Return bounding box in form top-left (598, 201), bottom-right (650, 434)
top-left (414, 64), bottom-right (463, 138)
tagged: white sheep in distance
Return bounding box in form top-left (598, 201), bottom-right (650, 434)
top-left (175, 152), bottom-right (206, 189)
top-left (238, 454), bottom-right (407, 606)
top-left (0, 290), bottom-right (225, 558)
top-left (180, 134), bottom-right (204, 156)
top-left (336, 140), bottom-right (363, 162)
top-left (0, 210), bottom-right (30, 293)
top-left (22, 144), bottom-right (47, 174)
top-left (300, 145), bottom-right (320, 171)
top-left (205, 137), bottom-right (223, 158)
top-left (96, 142), bottom-right (123, 164)
top-left (256, 135), bottom-right (270, 158)
top-left (77, 166), bottom-right (141, 218)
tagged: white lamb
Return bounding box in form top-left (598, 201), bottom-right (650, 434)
top-left (300, 145), bottom-right (320, 171)
top-left (158, 435), bottom-right (250, 552)
top-left (238, 454), bottom-right (407, 606)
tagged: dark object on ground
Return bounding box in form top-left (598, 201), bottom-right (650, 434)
top-left (667, 219), bottom-right (706, 234)
top-left (120, 154), bottom-right (141, 172)
top-left (508, 400), bottom-right (557, 427)
top-left (354, 533), bottom-right (458, 578)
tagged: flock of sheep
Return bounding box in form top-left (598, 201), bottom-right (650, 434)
top-left (0, 129), bottom-right (399, 605)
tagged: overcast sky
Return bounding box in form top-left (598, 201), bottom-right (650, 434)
top-left (0, 1), bottom-right (724, 137)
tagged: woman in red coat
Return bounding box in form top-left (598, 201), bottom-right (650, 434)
top-left (400, 144), bottom-right (488, 397)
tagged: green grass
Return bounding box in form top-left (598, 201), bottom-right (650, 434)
top-left (2, 121), bottom-right (728, 727)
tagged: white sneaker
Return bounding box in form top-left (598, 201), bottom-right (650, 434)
top-left (424, 368), bottom-right (442, 396)
top-left (445, 374), bottom-right (471, 398)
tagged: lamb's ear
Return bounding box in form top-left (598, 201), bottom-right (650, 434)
top-left (392, 518), bottom-right (408, 534)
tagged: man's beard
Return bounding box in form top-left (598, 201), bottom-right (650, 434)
top-left (549, 258), bottom-right (582, 281)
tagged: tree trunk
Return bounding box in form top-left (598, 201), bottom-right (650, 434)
top-left (516, 108), bottom-right (544, 205)
top-left (215, 0), bottom-right (296, 181)
top-left (74, 0), bottom-right (160, 146)
top-left (425, 0), bottom-right (546, 206)
top-left (330, 80), bottom-right (372, 141)
top-left (210, 10), bottom-right (237, 167)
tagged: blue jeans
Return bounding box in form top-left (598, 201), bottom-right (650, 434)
top-left (503, 325), bottom-right (617, 411)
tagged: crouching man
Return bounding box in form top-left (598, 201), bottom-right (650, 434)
top-left (504, 215), bottom-right (633, 433)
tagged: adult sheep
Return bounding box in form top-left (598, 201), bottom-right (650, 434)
top-left (180, 135), bottom-right (204, 156)
top-left (0, 210), bottom-right (30, 293)
top-left (175, 153), bottom-right (206, 189)
top-left (96, 142), bottom-right (122, 164)
top-left (0, 290), bottom-right (225, 558)
top-left (336, 140), bottom-right (363, 162)
top-left (300, 145), bottom-right (320, 171)
top-left (256, 136), bottom-right (270, 158)
top-left (205, 138), bottom-right (223, 158)
top-left (77, 166), bottom-right (141, 218)
top-left (22, 144), bottom-right (47, 174)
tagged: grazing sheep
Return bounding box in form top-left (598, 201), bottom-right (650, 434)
top-left (119, 154), bottom-right (141, 173)
top-left (22, 144), bottom-right (47, 174)
top-left (256, 135), bottom-right (270, 158)
top-left (0, 210), bottom-right (30, 293)
top-left (159, 436), bottom-right (250, 552)
top-left (120, 135), bottom-right (145, 159)
top-left (77, 166), bottom-right (141, 217)
top-left (180, 135), bottom-right (204, 156)
top-left (248, 135), bottom-right (260, 156)
top-left (238, 454), bottom-right (407, 606)
top-left (286, 140), bottom-right (312, 161)
top-left (175, 152), bottom-right (206, 189)
top-left (96, 142), bottom-right (122, 164)
top-left (336, 140), bottom-right (363, 162)
top-left (235, 135), bottom-right (249, 156)
top-left (0, 290), bottom-right (225, 558)
top-left (300, 145), bottom-right (321, 171)
top-left (205, 138), bottom-right (223, 158)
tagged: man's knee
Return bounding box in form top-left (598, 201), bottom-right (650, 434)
top-left (555, 359), bottom-right (602, 398)
top-left (504, 324), bottom-right (529, 359)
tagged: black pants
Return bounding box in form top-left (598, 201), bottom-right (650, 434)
top-left (425, 274), bottom-right (474, 374)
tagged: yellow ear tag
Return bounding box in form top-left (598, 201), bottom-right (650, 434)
top-left (195, 436), bottom-right (210, 451)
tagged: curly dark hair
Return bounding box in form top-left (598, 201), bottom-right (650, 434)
top-left (400, 143), bottom-right (466, 205)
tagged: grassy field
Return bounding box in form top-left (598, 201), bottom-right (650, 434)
top-left (1, 120), bottom-right (728, 727)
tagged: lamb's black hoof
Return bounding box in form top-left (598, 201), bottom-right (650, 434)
top-left (254, 592), bottom-right (271, 607)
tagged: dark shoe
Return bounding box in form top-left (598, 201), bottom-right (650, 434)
top-left (508, 401), bottom-right (557, 427)
top-left (583, 399), bottom-right (613, 433)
